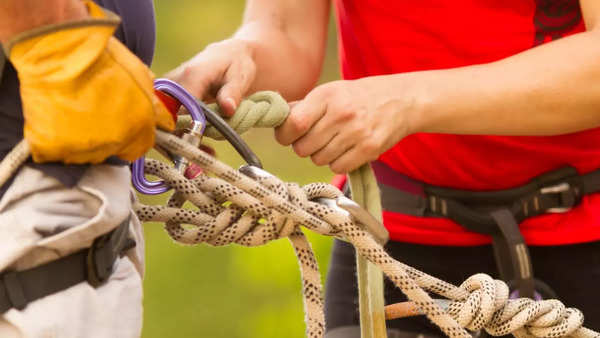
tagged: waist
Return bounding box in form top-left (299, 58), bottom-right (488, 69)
top-left (373, 160), bottom-right (600, 246)
top-left (381, 132), bottom-right (600, 190)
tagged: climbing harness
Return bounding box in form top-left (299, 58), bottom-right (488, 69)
top-left (0, 217), bottom-right (134, 313)
top-left (0, 82), bottom-right (598, 338)
top-left (372, 160), bottom-right (600, 301)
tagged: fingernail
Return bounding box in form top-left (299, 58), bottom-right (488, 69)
top-left (226, 98), bottom-right (237, 111)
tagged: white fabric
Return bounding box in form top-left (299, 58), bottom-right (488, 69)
top-left (0, 165), bottom-right (144, 338)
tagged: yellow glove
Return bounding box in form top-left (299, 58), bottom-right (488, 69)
top-left (4, 1), bottom-right (175, 164)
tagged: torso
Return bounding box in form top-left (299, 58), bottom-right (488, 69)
top-left (334, 0), bottom-right (600, 246)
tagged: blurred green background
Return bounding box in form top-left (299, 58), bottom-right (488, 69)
top-left (143, 1), bottom-right (341, 337)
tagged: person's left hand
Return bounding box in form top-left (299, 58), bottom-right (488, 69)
top-left (275, 77), bottom-right (415, 173)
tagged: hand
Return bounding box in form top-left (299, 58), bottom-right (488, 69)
top-left (8, 1), bottom-right (174, 164)
top-left (275, 78), bottom-right (414, 174)
top-left (0, 0), bottom-right (88, 44)
top-left (166, 39), bottom-right (257, 117)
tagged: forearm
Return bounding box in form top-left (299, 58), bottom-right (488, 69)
top-left (233, 1), bottom-right (329, 100)
top-left (0, 0), bottom-right (88, 45)
top-left (402, 30), bottom-right (600, 136)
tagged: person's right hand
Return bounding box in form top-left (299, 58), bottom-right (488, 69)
top-left (166, 39), bottom-right (258, 117)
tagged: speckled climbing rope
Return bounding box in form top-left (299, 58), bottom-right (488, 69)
top-left (0, 92), bottom-right (598, 338)
top-left (140, 130), bottom-right (599, 338)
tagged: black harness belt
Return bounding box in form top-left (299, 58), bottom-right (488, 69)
top-left (0, 217), bottom-right (135, 313)
top-left (372, 161), bottom-right (600, 299)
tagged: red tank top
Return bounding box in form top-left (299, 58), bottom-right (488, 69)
top-left (334, 0), bottom-right (600, 246)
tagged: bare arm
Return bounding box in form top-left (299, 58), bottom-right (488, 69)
top-left (167, 0), bottom-right (330, 115)
top-left (407, 0), bottom-right (600, 136)
top-left (0, 0), bottom-right (88, 45)
top-left (275, 0), bottom-right (600, 173)
top-left (236, 0), bottom-right (330, 100)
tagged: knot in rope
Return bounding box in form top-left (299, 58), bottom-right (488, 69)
top-left (135, 131), bottom-right (361, 338)
top-left (135, 131), bottom-right (599, 338)
top-left (0, 77), bottom-right (596, 338)
top-left (204, 91), bottom-right (289, 139)
top-left (0, 129), bottom-right (598, 338)
top-left (135, 158), bottom-right (343, 248)
top-left (444, 274), bottom-right (589, 338)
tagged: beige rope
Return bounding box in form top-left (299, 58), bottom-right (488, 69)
top-left (0, 91), bottom-right (597, 338)
top-left (141, 130), bottom-right (599, 338)
top-left (176, 91), bottom-right (290, 140)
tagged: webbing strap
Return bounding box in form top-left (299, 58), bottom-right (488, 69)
top-left (349, 164), bottom-right (388, 338)
top-left (490, 209), bottom-right (535, 298)
top-left (370, 161), bottom-right (600, 300)
top-left (582, 169), bottom-right (600, 194)
top-left (0, 218), bottom-right (134, 313)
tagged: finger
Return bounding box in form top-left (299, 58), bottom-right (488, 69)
top-left (163, 63), bottom-right (184, 81)
top-left (275, 98), bottom-right (327, 146)
top-left (216, 59), bottom-right (255, 117)
top-left (292, 113), bottom-right (340, 158)
top-left (310, 133), bottom-right (354, 166)
top-left (329, 145), bottom-right (374, 174)
top-left (166, 58), bottom-right (224, 102)
top-left (167, 64), bottom-right (211, 99)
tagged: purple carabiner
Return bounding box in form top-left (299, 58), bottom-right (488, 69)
top-left (131, 79), bottom-right (207, 195)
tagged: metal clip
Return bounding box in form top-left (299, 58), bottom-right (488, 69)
top-left (174, 120), bottom-right (204, 173)
top-left (540, 182), bottom-right (572, 213)
top-left (316, 196), bottom-right (389, 245)
top-left (336, 196), bottom-right (389, 244)
top-left (239, 165), bottom-right (273, 179)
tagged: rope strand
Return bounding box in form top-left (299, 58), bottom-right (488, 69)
top-left (139, 130), bottom-right (599, 338)
top-left (0, 90), bottom-right (596, 338)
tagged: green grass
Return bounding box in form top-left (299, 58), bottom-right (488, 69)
top-left (143, 2), bottom-right (340, 337)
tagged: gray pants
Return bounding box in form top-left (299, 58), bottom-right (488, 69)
top-left (0, 165), bottom-right (144, 338)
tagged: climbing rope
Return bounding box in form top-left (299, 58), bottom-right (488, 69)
top-left (142, 130), bottom-right (600, 338)
top-left (176, 91), bottom-right (289, 140)
top-left (0, 93), bottom-right (598, 338)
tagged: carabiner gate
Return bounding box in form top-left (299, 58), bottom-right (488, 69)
top-left (132, 78), bottom-right (263, 195)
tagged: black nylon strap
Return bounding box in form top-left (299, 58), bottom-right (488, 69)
top-left (378, 182), bottom-right (426, 216)
top-left (374, 164), bottom-right (597, 229)
top-left (423, 166), bottom-right (579, 204)
top-left (372, 161), bottom-right (600, 300)
top-left (2, 272), bottom-right (26, 310)
top-left (582, 169), bottom-right (600, 195)
top-left (0, 218), bottom-right (135, 313)
top-left (490, 209), bottom-right (535, 299)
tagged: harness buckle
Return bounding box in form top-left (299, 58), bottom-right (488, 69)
top-left (336, 196), bottom-right (390, 245)
top-left (86, 233), bottom-right (113, 288)
top-left (316, 196), bottom-right (389, 245)
top-left (539, 182), bottom-right (575, 213)
top-left (86, 218), bottom-right (135, 288)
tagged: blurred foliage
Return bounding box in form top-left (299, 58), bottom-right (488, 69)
top-left (143, 1), bottom-right (340, 338)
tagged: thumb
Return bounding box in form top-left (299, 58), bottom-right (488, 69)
top-left (216, 59), bottom-right (255, 117)
top-left (164, 61), bottom-right (213, 102)
top-left (216, 86), bottom-right (240, 117)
